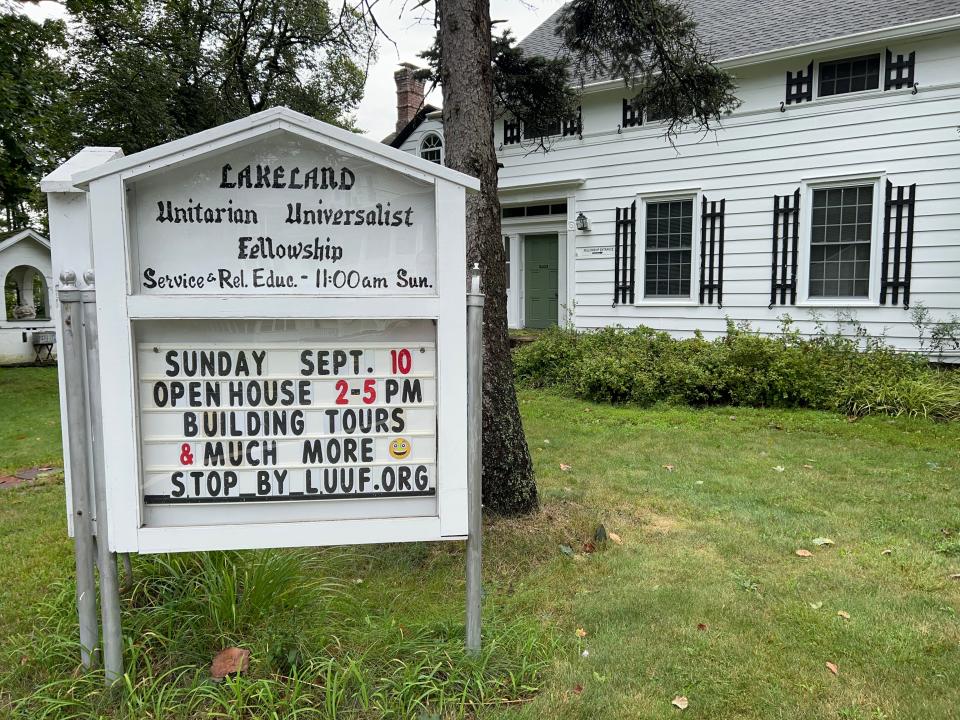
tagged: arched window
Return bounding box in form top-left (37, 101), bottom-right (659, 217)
top-left (419, 133), bottom-right (443, 165)
top-left (4, 266), bottom-right (49, 321)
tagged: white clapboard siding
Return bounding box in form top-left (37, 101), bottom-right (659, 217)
top-left (396, 30), bottom-right (960, 356)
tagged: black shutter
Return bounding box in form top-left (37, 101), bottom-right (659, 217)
top-left (613, 201), bottom-right (637, 305)
top-left (562, 106), bottom-right (582, 137)
top-left (770, 189), bottom-right (800, 307)
top-left (785, 61), bottom-right (814, 105)
top-left (503, 119), bottom-right (521, 145)
top-left (885, 49), bottom-right (916, 90)
top-left (699, 197), bottom-right (725, 306)
top-left (880, 180), bottom-right (917, 307)
top-left (621, 99), bottom-right (642, 129)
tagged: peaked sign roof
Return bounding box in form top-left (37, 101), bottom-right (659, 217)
top-left (69, 107), bottom-right (479, 191)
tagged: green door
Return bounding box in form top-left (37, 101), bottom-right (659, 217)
top-left (524, 234), bottom-right (559, 329)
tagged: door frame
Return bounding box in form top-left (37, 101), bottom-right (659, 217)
top-left (502, 218), bottom-right (569, 329)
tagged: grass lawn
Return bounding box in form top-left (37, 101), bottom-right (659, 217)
top-left (1, 366), bottom-right (959, 718)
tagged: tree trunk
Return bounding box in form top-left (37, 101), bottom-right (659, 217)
top-left (437, 0), bottom-right (537, 514)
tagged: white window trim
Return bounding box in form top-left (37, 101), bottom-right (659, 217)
top-left (796, 171), bottom-right (886, 307)
top-left (634, 188), bottom-right (702, 307)
top-left (418, 132), bottom-right (444, 165)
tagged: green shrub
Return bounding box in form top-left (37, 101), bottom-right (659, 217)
top-left (513, 321), bottom-right (959, 421)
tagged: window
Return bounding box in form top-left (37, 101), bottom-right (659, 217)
top-left (818, 54), bottom-right (880, 97)
top-left (500, 202), bottom-right (566, 220)
top-left (644, 199), bottom-right (693, 298)
top-left (808, 185), bottom-right (874, 298)
top-left (419, 133), bottom-right (443, 164)
top-left (522, 118), bottom-right (561, 140)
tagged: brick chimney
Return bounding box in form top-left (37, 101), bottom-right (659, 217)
top-left (394, 62), bottom-right (426, 133)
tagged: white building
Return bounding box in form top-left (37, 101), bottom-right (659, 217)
top-left (0, 228), bottom-right (55, 364)
top-left (389, 2), bottom-right (960, 356)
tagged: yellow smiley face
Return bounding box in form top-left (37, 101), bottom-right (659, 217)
top-left (389, 437), bottom-right (411, 460)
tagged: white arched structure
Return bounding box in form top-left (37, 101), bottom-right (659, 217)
top-left (0, 229), bottom-right (55, 364)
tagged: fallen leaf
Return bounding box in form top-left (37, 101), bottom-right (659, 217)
top-left (672, 695), bottom-right (689, 710)
top-left (812, 537), bottom-right (835, 546)
top-left (773, 466), bottom-right (785, 472)
top-left (802, 464), bottom-right (814, 469)
top-left (559, 544), bottom-right (574, 558)
top-left (881, 549), bottom-right (893, 556)
top-left (949, 573), bottom-right (960, 581)
top-left (662, 464), bottom-right (675, 471)
top-left (573, 683), bottom-right (583, 695)
top-left (795, 549), bottom-right (814, 558)
top-left (582, 541), bottom-right (596, 554)
top-left (846, 415), bottom-right (859, 423)
top-left (594, 525), bottom-right (609, 543)
top-left (543, 439), bottom-right (551, 444)
top-left (559, 463), bottom-right (572, 471)
top-left (608, 532), bottom-right (623, 545)
top-left (575, 627), bottom-right (587, 638)
top-left (696, 623), bottom-right (708, 631)
top-left (728, 415), bottom-right (736, 420)
top-left (825, 661), bottom-right (839, 676)
top-left (211, 647), bottom-right (250, 679)
top-left (837, 610), bottom-right (850, 620)
top-left (809, 601), bottom-right (823, 610)
top-left (695, 480), bottom-right (704, 485)
top-left (581, 649), bottom-right (590, 657)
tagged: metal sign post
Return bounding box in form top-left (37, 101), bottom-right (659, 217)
top-left (81, 271), bottom-right (124, 684)
top-left (57, 271), bottom-right (99, 669)
top-left (465, 265), bottom-right (484, 654)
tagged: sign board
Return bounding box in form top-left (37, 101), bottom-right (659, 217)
top-left (576, 246), bottom-right (615, 259)
top-left (70, 108), bottom-right (478, 554)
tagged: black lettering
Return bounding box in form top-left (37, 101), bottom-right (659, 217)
top-left (171, 472), bottom-right (185, 497)
top-left (220, 163), bottom-right (236, 188)
top-left (257, 471), bottom-right (271, 495)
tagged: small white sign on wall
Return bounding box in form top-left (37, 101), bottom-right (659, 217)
top-left (66, 108), bottom-right (478, 554)
top-left (576, 246), bottom-right (614, 259)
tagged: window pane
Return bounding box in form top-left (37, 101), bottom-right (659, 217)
top-left (644, 199), bottom-right (694, 298)
top-left (808, 184), bottom-right (873, 298)
top-left (419, 134), bottom-right (443, 164)
top-left (818, 54), bottom-right (881, 97)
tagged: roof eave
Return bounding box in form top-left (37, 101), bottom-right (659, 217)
top-left (0, 229), bottom-right (50, 254)
top-left (575, 13), bottom-right (960, 93)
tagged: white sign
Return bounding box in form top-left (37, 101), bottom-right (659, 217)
top-left (576, 246), bottom-right (615, 259)
top-left (138, 339), bottom-right (437, 515)
top-left (66, 108), bottom-right (478, 553)
top-left (128, 135), bottom-right (438, 296)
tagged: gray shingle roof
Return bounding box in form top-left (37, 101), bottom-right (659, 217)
top-left (519, 0), bottom-right (959, 80)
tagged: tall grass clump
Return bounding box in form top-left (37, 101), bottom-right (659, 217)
top-left (514, 319), bottom-right (960, 421)
top-left (2, 548), bottom-right (553, 719)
